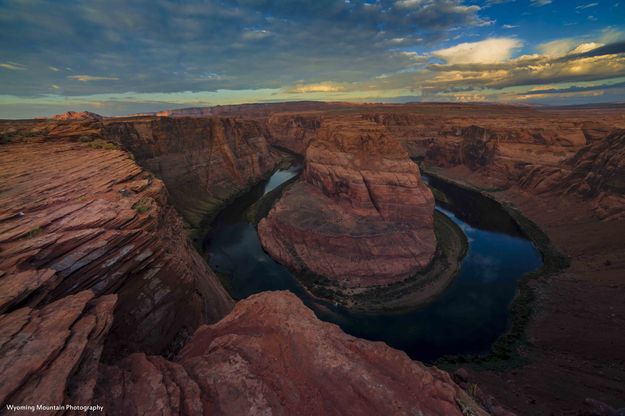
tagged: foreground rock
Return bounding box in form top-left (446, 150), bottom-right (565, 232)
top-left (97, 291), bottom-right (488, 416)
top-left (0, 291), bottom-right (115, 409)
top-left (0, 137), bottom-right (233, 356)
top-left (259, 117), bottom-right (436, 289)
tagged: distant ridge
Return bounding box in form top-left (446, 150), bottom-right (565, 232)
top-left (51, 111), bottom-right (103, 121)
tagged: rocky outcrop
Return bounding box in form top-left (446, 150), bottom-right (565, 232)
top-left (266, 112), bottom-right (322, 154)
top-left (96, 291), bottom-right (488, 416)
top-left (426, 125), bottom-right (499, 170)
top-left (259, 117), bottom-right (436, 288)
top-left (0, 138), bottom-right (233, 356)
top-left (520, 129), bottom-right (625, 220)
top-left (0, 290), bottom-right (116, 410)
top-left (51, 111), bottom-right (103, 121)
top-left (101, 117), bottom-right (281, 227)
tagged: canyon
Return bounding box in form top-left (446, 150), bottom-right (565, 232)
top-left (1, 102), bottom-right (624, 415)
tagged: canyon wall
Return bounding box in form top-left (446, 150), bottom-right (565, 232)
top-left (0, 135), bottom-right (233, 358)
top-left (520, 128), bottom-right (625, 221)
top-left (100, 117), bottom-right (282, 227)
top-left (258, 116), bottom-right (436, 288)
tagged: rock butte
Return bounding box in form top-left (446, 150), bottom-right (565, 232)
top-left (259, 116), bottom-right (437, 287)
top-left (0, 102), bottom-right (624, 415)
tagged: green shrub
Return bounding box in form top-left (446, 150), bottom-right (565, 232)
top-left (86, 139), bottom-right (118, 150)
top-left (25, 227), bottom-right (43, 239)
top-left (132, 199), bottom-right (149, 213)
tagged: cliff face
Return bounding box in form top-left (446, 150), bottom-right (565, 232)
top-left (265, 112), bottom-right (322, 154)
top-left (0, 137), bottom-right (233, 357)
top-left (96, 291), bottom-right (487, 416)
top-left (258, 117), bottom-right (436, 288)
top-left (520, 129), bottom-right (625, 221)
top-left (101, 117), bottom-right (281, 227)
top-left (362, 105), bottom-right (624, 188)
top-left (426, 125), bottom-right (499, 170)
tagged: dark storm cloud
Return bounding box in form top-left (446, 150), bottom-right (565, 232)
top-left (522, 80), bottom-right (625, 95)
top-left (0, 0), bottom-right (488, 97)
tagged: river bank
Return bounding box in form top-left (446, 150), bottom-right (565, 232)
top-left (423, 164), bottom-right (625, 415)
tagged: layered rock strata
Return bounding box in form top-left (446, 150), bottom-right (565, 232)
top-left (520, 128), bottom-right (625, 220)
top-left (259, 117), bottom-right (436, 288)
top-left (96, 291), bottom-right (488, 416)
top-left (0, 138), bottom-right (233, 356)
top-left (100, 117), bottom-right (282, 227)
top-left (0, 291), bottom-right (116, 410)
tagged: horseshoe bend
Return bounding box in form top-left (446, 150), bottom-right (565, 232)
top-left (1, 102), bottom-right (624, 416)
top-left (259, 117), bottom-right (438, 290)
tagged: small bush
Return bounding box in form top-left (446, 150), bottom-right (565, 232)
top-left (132, 199), bottom-right (149, 213)
top-left (79, 135), bottom-right (94, 143)
top-left (86, 139), bottom-right (118, 150)
top-left (25, 227), bottom-right (43, 239)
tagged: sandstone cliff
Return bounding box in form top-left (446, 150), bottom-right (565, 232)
top-left (520, 128), bottom-right (625, 220)
top-left (259, 117), bottom-right (436, 288)
top-left (101, 117), bottom-right (281, 227)
top-left (96, 291), bottom-right (488, 416)
top-left (0, 136), bottom-right (233, 356)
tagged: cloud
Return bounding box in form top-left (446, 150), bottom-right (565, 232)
top-left (576, 2), bottom-right (599, 9)
top-left (241, 29), bottom-right (272, 41)
top-left (538, 39), bottom-right (578, 57)
top-left (1, 0), bottom-right (625, 116)
top-left (0, 62), bottom-right (26, 70)
top-left (283, 82), bottom-right (347, 93)
top-left (68, 75), bottom-right (120, 82)
top-left (432, 38), bottom-right (522, 64)
top-left (423, 41), bottom-right (625, 94)
top-left (531, 0), bottom-right (552, 6)
top-left (569, 42), bottom-right (604, 54)
top-left (522, 81), bottom-right (625, 95)
top-left (484, 0), bottom-right (516, 6)
top-left (0, 0), bottom-right (489, 98)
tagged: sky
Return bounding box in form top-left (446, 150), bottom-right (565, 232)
top-left (1, 0), bottom-right (624, 118)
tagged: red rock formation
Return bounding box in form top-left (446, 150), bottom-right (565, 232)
top-left (520, 129), bottom-right (625, 220)
top-left (426, 125), bottom-right (499, 170)
top-left (101, 117), bottom-right (281, 227)
top-left (0, 138), bottom-right (233, 356)
top-left (0, 291), bottom-right (116, 410)
top-left (51, 110), bottom-right (103, 121)
top-left (96, 291), bottom-right (488, 416)
top-left (259, 117), bottom-right (436, 288)
top-left (266, 112), bottom-right (322, 154)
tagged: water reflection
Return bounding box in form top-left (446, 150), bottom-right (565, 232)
top-left (203, 167), bottom-right (542, 362)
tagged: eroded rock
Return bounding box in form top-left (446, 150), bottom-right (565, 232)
top-left (259, 117), bottom-right (436, 288)
top-left (96, 291), bottom-right (488, 416)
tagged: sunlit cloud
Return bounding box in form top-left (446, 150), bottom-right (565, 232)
top-left (68, 75), bottom-right (120, 82)
top-left (0, 62), bottom-right (26, 70)
top-left (283, 82), bottom-right (348, 93)
top-left (432, 38), bottom-right (522, 64)
top-left (576, 3), bottom-right (599, 10)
